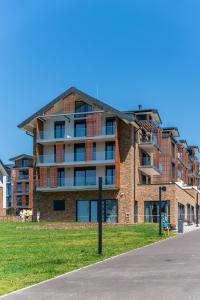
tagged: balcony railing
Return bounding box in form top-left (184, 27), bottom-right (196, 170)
top-left (140, 134), bottom-right (158, 145)
top-left (140, 157), bottom-right (162, 174)
top-left (37, 125), bottom-right (116, 141)
top-left (37, 150), bottom-right (116, 164)
top-left (18, 174), bottom-right (29, 180)
top-left (37, 176), bottom-right (115, 189)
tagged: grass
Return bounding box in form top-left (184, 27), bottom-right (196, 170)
top-left (0, 222), bottom-right (173, 296)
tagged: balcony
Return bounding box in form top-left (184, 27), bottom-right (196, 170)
top-left (18, 174), bottom-right (29, 181)
top-left (139, 157), bottom-right (162, 176)
top-left (139, 134), bottom-right (160, 154)
top-left (36, 126), bottom-right (116, 144)
top-left (37, 176), bottom-right (116, 192)
top-left (37, 150), bottom-right (116, 167)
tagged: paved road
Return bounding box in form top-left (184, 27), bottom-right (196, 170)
top-left (2, 230), bottom-right (200, 300)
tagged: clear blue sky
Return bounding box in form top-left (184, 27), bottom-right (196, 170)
top-left (1, 0), bottom-right (200, 163)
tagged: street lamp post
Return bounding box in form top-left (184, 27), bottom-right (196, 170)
top-left (98, 177), bottom-right (103, 255)
top-left (196, 192), bottom-right (199, 227)
top-left (159, 186), bottom-right (166, 235)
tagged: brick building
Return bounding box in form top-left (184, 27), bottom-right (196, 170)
top-left (9, 154), bottom-right (33, 213)
top-left (0, 160), bottom-right (8, 216)
top-left (18, 87), bottom-right (200, 225)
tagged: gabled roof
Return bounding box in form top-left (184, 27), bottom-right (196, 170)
top-left (0, 160), bottom-right (8, 176)
top-left (9, 154), bottom-right (33, 162)
top-left (18, 87), bottom-right (137, 132)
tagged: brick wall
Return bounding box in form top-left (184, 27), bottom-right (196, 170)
top-left (137, 183), bottom-right (196, 225)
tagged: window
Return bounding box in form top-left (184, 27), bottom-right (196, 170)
top-left (57, 169), bottom-right (65, 187)
top-left (74, 167), bottom-right (96, 186)
top-left (134, 201), bottom-right (138, 223)
top-left (22, 159), bottom-right (28, 167)
top-left (19, 170), bottom-right (29, 180)
top-left (17, 196), bottom-right (22, 207)
top-left (171, 163), bottom-right (175, 180)
top-left (75, 101), bottom-right (93, 118)
top-left (105, 166), bottom-right (115, 185)
top-left (74, 120), bottom-right (86, 137)
top-left (105, 142), bottom-right (115, 160)
top-left (92, 143), bottom-right (96, 160)
top-left (144, 201), bottom-right (170, 223)
top-left (77, 200), bottom-right (118, 223)
top-left (53, 200), bottom-right (65, 211)
top-left (25, 196), bottom-right (29, 207)
top-left (137, 114), bottom-right (147, 121)
top-left (106, 118), bottom-right (116, 135)
top-left (25, 183), bottom-right (29, 193)
top-left (17, 183), bottom-right (22, 193)
top-left (74, 144), bottom-right (86, 161)
top-left (54, 121), bottom-right (65, 138)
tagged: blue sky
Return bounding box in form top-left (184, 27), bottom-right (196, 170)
top-left (0, 0), bottom-right (200, 163)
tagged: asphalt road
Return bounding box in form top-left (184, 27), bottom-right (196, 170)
top-left (2, 230), bottom-right (200, 300)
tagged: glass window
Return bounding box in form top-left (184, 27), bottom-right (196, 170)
top-left (144, 201), bottom-right (170, 223)
top-left (105, 166), bottom-right (115, 185)
top-left (105, 142), bottom-right (115, 160)
top-left (17, 196), bottom-right (22, 207)
top-left (17, 183), bottom-right (22, 193)
top-left (77, 200), bottom-right (118, 223)
top-left (57, 169), bottom-right (65, 187)
top-left (74, 167), bottom-right (96, 186)
top-left (25, 196), bottom-right (29, 207)
top-left (93, 143), bottom-right (96, 160)
top-left (77, 201), bottom-right (90, 222)
top-left (54, 121), bottom-right (65, 138)
top-left (22, 159), bottom-right (28, 167)
top-left (106, 118), bottom-right (116, 135)
top-left (74, 144), bottom-right (86, 161)
top-left (74, 120), bottom-right (86, 137)
top-left (53, 200), bottom-right (65, 211)
top-left (25, 183), bottom-right (29, 193)
top-left (75, 101), bottom-right (93, 118)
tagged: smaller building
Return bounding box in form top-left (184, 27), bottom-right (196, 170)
top-left (0, 160), bottom-right (8, 216)
top-left (9, 154), bottom-right (33, 214)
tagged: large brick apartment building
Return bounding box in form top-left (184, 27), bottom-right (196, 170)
top-left (17, 87), bottom-right (200, 225)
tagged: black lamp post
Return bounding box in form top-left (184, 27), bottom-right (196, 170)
top-left (159, 186), bottom-right (166, 235)
top-left (196, 191), bottom-right (199, 227)
top-left (98, 177), bottom-right (103, 255)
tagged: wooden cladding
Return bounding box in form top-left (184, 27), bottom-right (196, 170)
top-left (86, 113), bottom-right (102, 137)
top-left (56, 143), bottom-right (65, 163)
top-left (63, 94), bottom-right (75, 113)
top-left (40, 167), bottom-right (47, 188)
top-left (50, 167), bottom-right (57, 188)
top-left (86, 140), bottom-right (93, 161)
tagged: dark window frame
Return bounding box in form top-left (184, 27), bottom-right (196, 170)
top-left (54, 121), bottom-right (65, 139)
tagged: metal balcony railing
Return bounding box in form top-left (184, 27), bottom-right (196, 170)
top-left (140, 157), bottom-right (162, 173)
top-left (37, 125), bottom-right (116, 140)
top-left (18, 174), bottom-right (29, 180)
top-left (37, 150), bottom-right (116, 164)
top-left (140, 134), bottom-right (158, 145)
top-left (37, 175), bottom-right (115, 189)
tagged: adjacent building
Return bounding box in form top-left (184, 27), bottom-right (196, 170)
top-left (8, 154), bottom-right (33, 213)
top-left (17, 87), bottom-right (200, 225)
top-left (0, 160), bottom-right (8, 216)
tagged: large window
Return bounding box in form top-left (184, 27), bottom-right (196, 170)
top-left (74, 167), bottom-right (96, 186)
top-left (22, 159), bottom-right (28, 167)
top-left (144, 201), bottom-right (170, 223)
top-left (75, 101), bottom-right (92, 118)
top-left (105, 142), bottom-right (115, 160)
top-left (105, 166), bottom-right (115, 185)
top-left (57, 168), bottom-right (65, 187)
top-left (54, 121), bottom-right (65, 139)
top-left (25, 183), bottom-right (29, 193)
top-left (106, 118), bottom-right (116, 135)
top-left (74, 144), bottom-right (86, 161)
top-left (53, 200), bottom-right (65, 211)
top-left (77, 200), bottom-right (118, 223)
top-left (74, 120), bottom-right (86, 137)
top-left (25, 196), bottom-right (29, 207)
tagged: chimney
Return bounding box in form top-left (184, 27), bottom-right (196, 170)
top-left (138, 104), bottom-right (142, 110)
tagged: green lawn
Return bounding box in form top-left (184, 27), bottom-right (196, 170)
top-left (0, 222), bottom-right (173, 295)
